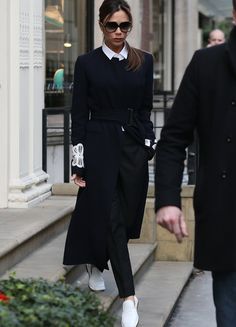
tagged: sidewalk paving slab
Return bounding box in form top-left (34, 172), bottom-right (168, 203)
top-left (167, 271), bottom-right (216, 327)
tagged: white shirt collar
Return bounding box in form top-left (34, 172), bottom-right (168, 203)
top-left (102, 42), bottom-right (128, 61)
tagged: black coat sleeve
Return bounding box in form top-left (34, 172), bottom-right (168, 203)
top-left (139, 53), bottom-right (157, 159)
top-left (71, 56), bottom-right (89, 176)
top-left (155, 51), bottom-right (199, 211)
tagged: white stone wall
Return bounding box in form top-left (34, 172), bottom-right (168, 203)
top-left (163, 0), bottom-right (173, 91)
top-left (47, 145), bottom-right (65, 184)
top-left (174, 0), bottom-right (199, 90)
top-left (0, 0), bottom-right (10, 208)
top-left (0, 0), bottom-right (51, 208)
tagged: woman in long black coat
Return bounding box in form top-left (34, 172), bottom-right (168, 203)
top-left (63, 1), bottom-right (156, 326)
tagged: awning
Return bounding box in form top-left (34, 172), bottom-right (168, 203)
top-left (198, 0), bottom-right (232, 18)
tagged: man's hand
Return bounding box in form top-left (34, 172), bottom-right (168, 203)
top-left (71, 174), bottom-right (86, 187)
top-left (156, 206), bottom-right (188, 243)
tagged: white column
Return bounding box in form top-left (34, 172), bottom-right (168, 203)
top-left (94, 0), bottom-right (103, 48)
top-left (127, 0), bottom-right (142, 49)
top-left (175, 0), bottom-right (198, 90)
top-left (7, 0), bottom-right (51, 208)
top-left (163, 0), bottom-right (174, 91)
top-left (0, 0), bottom-right (10, 208)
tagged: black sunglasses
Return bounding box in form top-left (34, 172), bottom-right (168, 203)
top-left (103, 21), bottom-right (132, 33)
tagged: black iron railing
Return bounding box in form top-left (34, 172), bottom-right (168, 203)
top-left (187, 133), bottom-right (199, 185)
top-left (42, 107), bottom-right (71, 182)
top-left (152, 91), bottom-right (198, 185)
top-left (42, 93), bottom-right (198, 184)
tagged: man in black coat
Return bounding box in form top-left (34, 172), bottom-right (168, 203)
top-left (155, 1), bottom-right (236, 326)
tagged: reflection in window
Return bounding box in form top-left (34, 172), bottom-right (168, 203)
top-left (152, 0), bottom-right (174, 92)
top-left (45, 0), bottom-right (92, 107)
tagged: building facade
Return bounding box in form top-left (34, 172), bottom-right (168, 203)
top-left (0, 0), bottom-right (51, 208)
top-left (0, 0), bottom-right (206, 208)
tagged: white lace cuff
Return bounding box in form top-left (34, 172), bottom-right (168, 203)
top-left (72, 143), bottom-right (84, 168)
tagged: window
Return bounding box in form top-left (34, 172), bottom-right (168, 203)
top-left (44, 0), bottom-right (94, 107)
top-left (152, 0), bottom-right (174, 92)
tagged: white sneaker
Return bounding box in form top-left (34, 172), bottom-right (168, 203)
top-left (86, 264), bottom-right (106, 292)
top-left (121, 296), bottom-right (139, 327)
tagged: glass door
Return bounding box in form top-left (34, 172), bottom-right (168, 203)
top-left (44, 0), bottom-right (94, 107)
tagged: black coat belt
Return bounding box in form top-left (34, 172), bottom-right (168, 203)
top-left (90, 108), bottom-right (137, 126)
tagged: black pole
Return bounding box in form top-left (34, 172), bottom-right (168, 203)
top-left (42, 109), bottom-right (47, 172)
top-left (64, 109), bottom-right (70, 182)
top-left (171, 0), bottom-right (175, 92)
top-left (86, 0), bottom-right (94, 52)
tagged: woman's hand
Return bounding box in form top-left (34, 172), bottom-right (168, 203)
top-left (71, 174), bottom-right (86, 187)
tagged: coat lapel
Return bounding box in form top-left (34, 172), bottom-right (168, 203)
top-left (226, 26), bottom-right (236, 77)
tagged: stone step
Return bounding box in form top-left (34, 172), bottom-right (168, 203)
top-left (52, 183), bottom-right (156, 198)
top-left (2, 230), bottom-right (157, 306)
top-left (1, 197), bottom-right (191, 327)
top-left (112, 261), bottom-right (193, 327)
top-left (1, 230), bottom-right (84, 281)
top-left (0, 192), bottom-right (161, 322)
top-left (1, 231), bottom-right (68, 280)
top-left (0, 196), bottom-right (75, 277)
top-left (73, 243), bottom-right (157, 311)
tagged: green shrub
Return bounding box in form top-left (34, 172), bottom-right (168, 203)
top-left (0, 276), bottom-right (115, 327)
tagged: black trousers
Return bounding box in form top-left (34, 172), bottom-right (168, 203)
top-left (106, 132), bottom-right (149, 298)
top-left (212, 271), bottom-right (236, 327)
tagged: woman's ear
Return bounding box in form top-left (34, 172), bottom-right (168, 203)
top-left (99, 21), bottom-right (104, 32)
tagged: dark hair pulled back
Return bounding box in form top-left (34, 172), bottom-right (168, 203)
top-left (99, 0), bottom-right (144, 71)
top-left (233, 0), bottom-right (236, 11)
